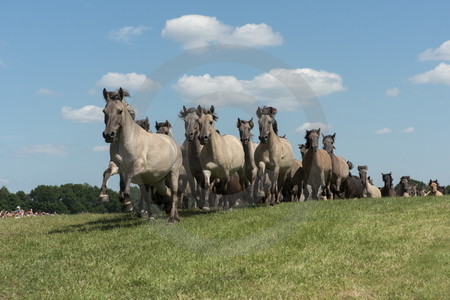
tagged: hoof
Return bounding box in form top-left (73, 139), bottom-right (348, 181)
top-left (201, 207), bottom-right (211, 212)
top-left (148, 216), bottom-right (155, 221)
top-left (167, 218), bottom-right (180, 224)
top-left (99, 194), bottom-right (110, 203)
top-left (136, 210), bottom-right (148, 219)
top-left (121, 203), bottom-right (134, 213)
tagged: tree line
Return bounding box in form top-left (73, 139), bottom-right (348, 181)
top-left (0, 184), bottom-right (140, 214)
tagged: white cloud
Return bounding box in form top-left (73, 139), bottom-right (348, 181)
top-left (62, 105), bottom-right (103, 123)
top-left (385, 87), bottom-right (399, 97)
top-left (374, 128), bottom-right (392, 135)
top-left (93, 145), bottom-right (109, 152)
top-left (109, 25), bottom-right (150, 44)
top-left (409, 63), bottom-right (450, 85)
top-left (418, 40), bottom-right (450, 61)
top-left (162, 15), bottom-right (283, 49)
top-left (17, 144), bottom-right (68, 157)
top-left (295, 122), bottom-right (331, 133)
top-left (173, 68), bottom-right (345, 110)
top-left (97, 72), bottom-right (161, 92)
top-left (36, 88), bottom-right (61, 96)
top-left (401, 127), bottom-right (415, 133)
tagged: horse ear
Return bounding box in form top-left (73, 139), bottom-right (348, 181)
top-left (317, 128), bottom-right (321, 135)
top-left (210, 105), bottom-right (215, 114)
top-left (103, 88), bottom-right (109, 101)
top-left (155, 121), bottom-right (159, 129)
top-left (332, 133), bottom-right (336, 139)
top-left (118, 87), bottom-right (124, 101)
top-left (256, 107), bottom-right (262, 118)
top-left (249, 118), bottom-right (254, 129)
top-left (236, 118), bottom-right (241, 128)
top-left (196, 105), bottom-right (203, 116)
top-left (145, 117), bottom-right (149, 122)
top-left (166, 120), bottom-right (171, 127)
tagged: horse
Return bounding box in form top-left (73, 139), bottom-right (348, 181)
top-left (358, 165), bottom-right (381, 198)
top-left (155, 120), bottom-right (173, 137)
top-left (254, 106), bottom-right (294, 205)
top-left (98, 89), bottom-right (149, 203)
top-left (102, 87), bottom-right (183, 222)
top-left (322, 133), bottom-right (349, 199)
top-left (282, 159), bottom-right (304, 202)
top-left (398, 176), bottom-right (411, 197)
top-left (427, 180), bottom-right (443, 196)
top-left (178, 106), bottom-right (208, 209)
top-left (196, 105), bottom-right (246, 210)
top-left (301, 129), bottom-right (332, 200)
top-left (341, 160), bottom-right (364, 198)
top-left (381, 172), bottom-right (396, 197)
top-left (236, 118), bottom-right (259, 202)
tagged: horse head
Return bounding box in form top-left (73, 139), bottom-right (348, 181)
top-left (237, 118), bottom-right (254, 145)
top-left (358, 165), bottom-right (368, 182)
top-left (256, 106), bottom-right (278, 144)
top-left (197, 105), bottom-right (218, 145)
top-left (155, 120), bottom-right (173, 136)
top-left (102, 87), bottom-right (129, 143)
top-left (298, 144), bottom-right (307, 159)
top-left (179, 106), bottom-right (200, 142)
top-left (322, 133), bottom-right (336, 154)
top-left (305, 129), bottom-right (321, 152)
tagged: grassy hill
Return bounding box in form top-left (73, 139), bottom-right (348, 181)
top-left (1, 196), bottom-right (449, 299)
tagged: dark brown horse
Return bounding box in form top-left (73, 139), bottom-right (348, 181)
top-left (381, 172), bottom-right (396, 197)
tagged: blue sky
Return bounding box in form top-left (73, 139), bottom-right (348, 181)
top-left (1, 0), bottom-right (450, 193)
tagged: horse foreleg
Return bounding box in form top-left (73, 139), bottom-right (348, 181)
top-left (99, 161), bottom-right (119, 202)
top-left (200, 170), bottom-right (212, 211)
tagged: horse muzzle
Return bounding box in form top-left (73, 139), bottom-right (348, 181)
top-left (240, 138), bottom-right (249, 145)
top-left (103, 131), bottom-right (115, 143)
top-left (198, 135), bottom-right (208, 145)
top-left (259, 135), bottom-right (268, 143)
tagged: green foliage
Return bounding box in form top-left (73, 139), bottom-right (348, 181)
top-left (1, 196), bottom-right (449, 299)
top-left (0, 186), bottom-right (29, 211)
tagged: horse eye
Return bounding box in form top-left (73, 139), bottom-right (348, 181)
top-left (209, 121), bottom-right (213, 125)
top-left (118, 110), bottom-right (123, 115)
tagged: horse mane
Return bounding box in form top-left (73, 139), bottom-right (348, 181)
top-left (104, 88), bottom-right (135, 120)
top-left (178, 106), bottom-right (198, 119)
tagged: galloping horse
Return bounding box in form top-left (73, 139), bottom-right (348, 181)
top-left (254, 106), bottom-right (294, 205)
top-left (99, 90), bottom-right (149, 203)
top-left (302, 129), bottom-right (332, 200)
top-left (322, 133), bottom-right (349, 198)
top-left (236, 118), bottom-right (259, 202)
top-left (398, 176), bottom-right (411, 197)
top-left (196, 105), bottom-right (245, 209)
top-left (102, 88), bottom-right (182, 222)
top-left (380, 172), bottom-right (396, 197)
top-left (358, 165), bottom-right (381, 198)
top-left (427, 180), bottom-right (443, 196)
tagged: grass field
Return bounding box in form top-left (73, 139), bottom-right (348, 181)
top-left (1, 196), bottom-right (449, 299)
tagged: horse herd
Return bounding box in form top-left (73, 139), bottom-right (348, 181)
top-left (99, 88), bottom-right (445, 223)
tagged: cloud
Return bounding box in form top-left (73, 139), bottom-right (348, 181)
top-left (173, 68), bottom-right (345, 110)
top-left (374, 128), bottom-right (392, 135)
top-left (409, 63), bottom-right (450, 85)
top-left (97, 72), bottom-right (161, 92)
top-left (295, 122), bottom-right (332, 133)
top-left (36, 88), bottom-right (61, 96)
top-left (385, 87), bottom-right (399, 97)
top-left (93, 145), bottom-right (109, 152)
top-left (62, 105), bottom-right (103, 123)
top-left (109, 25), bottom-right (150, 44)
top-left (17, 144), bottom-right (68, 157)
top-left (401, 126), bottom-right (415, 133)
top-left (162, 15), bottom-right (283, 49)
top-left (418, 40), bottom-right (450, 61)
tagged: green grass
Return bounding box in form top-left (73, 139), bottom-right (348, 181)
top-left (1, 196), bottom-right (449, 299)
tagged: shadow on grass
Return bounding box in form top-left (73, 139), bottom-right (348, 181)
top-left (47, 214), bottom-right (146, 234)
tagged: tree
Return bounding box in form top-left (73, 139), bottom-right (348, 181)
top-left (29, 185), bottom-right (68, 214)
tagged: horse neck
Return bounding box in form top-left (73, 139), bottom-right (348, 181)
top-left (188, 131), bottom-right (202, 157)
top-left (118, 109), bottom-right (140, 148)
top-left (267, 126), bottom-right (279, 152)
top-left (243, 142), bottom-right (257, 168)
top-left (204, 128), bottom-right (223, 155)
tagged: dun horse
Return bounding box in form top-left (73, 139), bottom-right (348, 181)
top-left (237, 118), bottom-right (259, 202)
top-left (358, 165), bottom-right (381, 198)
top-left (102, 88), bottom-right (182, 222)
top-left (254, 106), bottom-right (294, 205)
top-left (196, 105), bottom-right (245, 209)
top-left (427, 180), bottom-right (443, 196)
top-left (302, 129), bottom-right (332, 200)
top-left (322, 133), bottom-right (349, 198)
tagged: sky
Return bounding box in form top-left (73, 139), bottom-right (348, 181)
top-left (1, 0), bottom-right (450, 193)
